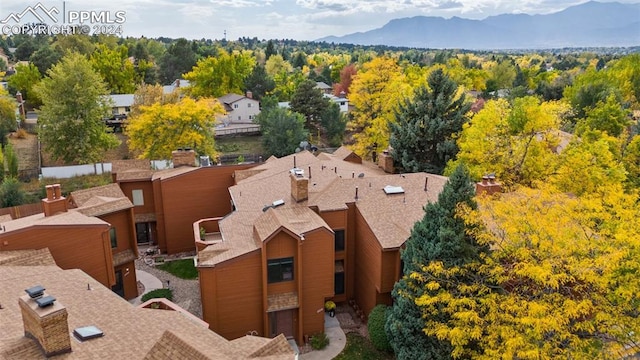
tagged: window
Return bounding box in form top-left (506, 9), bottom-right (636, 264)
top-left (248, 103), bottom-right (252, 108)
top-left (110, 227), bottom-right (117, 248)
top-left (132, 189), bottom-right (144, 206)
top-left (233, 103), bottom-right (238, 109)
top-left (238, 116), bottom-right (241, 121)
top-left (249, 115), bottom-right (253, 120)
top-left (267, 257), bottom-right (294, 283)
top-left (335, 230), bottom-right (345, 251)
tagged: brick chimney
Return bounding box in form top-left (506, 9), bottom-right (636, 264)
top-left (476, 174), bottom-right (502, 196)
top-left (378, 149), bottom-right (394, 174)
top-left (290, 169), bottom-right (308, 202)
top-left (172, 149), bottom-right (196, 167)
top-left (42, 184), bottom-right (68, 217)
top-left (19, 289), bottom-right (72, 357)
top-left (246, 91), bottom-right (253, 99)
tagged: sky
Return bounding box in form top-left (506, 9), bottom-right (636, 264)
top-left (0, 0), bottom-right (638, 41)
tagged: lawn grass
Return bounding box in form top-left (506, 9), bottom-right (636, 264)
top-left (215, 136), bottom-right (264, 155)
top-left (334, 333), bottom-right (395, 360)
top-left (156, 258), bottom-right (198, 279)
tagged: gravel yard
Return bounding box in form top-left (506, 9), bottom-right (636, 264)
top-left (135, 251), bottom-right (203, 319)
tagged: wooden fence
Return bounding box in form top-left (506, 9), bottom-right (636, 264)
top-left (0, 203), bottom-right (43, 220)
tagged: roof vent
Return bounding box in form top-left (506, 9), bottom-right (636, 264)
top-left (73, 326), bottom-right (104, 341)
top-left (290, 168), bottom-right (304, 177)
top-left (200, 155), bottom-right (211, 167)
top-left (383, 185), bottom-right (405, 195)
top-left (25, 285), bottom-right (45, 299)
top-left (35, 295), bottom-right (56, 308)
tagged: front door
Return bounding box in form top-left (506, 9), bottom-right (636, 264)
top-left (136, 222), bottom-right (151, 244)
top-left (112, 269), bottom-right (124, 297)
top-left (270, 309), bottom-right (295, 339)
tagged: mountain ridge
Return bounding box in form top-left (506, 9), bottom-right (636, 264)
top-left (317, 1), bottom-right (640, 49)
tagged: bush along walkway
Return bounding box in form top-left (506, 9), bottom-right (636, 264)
top-left (133, 257), bottom-right (203, 319)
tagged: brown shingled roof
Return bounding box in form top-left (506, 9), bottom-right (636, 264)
top-left (0, 249), bottom-right (56, 266)
top-left (70, 183), bottom-right (133, 217)
top-left (1, 211), bottom-right (108, 233)
top-left (254, 207), bottom-right (332, 243)
top-left (111, 159), bottom-right (151, 174)
top-left (200, 151), bottom-right (447, 266)
top-left (0, 265), bottom-right (294, 359)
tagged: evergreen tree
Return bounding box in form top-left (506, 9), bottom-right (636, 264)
top-left (386, 165), bottom-right (482, 360)
top-left (256, 106), bottom-right (308, 157)
top-left (243, 64), bottom-right (275, 101)
top-left (289, 80), bottom-right (329, 133)
top-left (265, 40), bottom-right (276, 60)
top-left (4, 142), bottom-right (18, 179)
top-left (320, 102), bottom-right (347, 147)
top-left (0, 178), bottom-right (26, 207)
top-left (158, 38), bottom-right (197, 84)
top-left (389, 69), bottom-right (470, 175)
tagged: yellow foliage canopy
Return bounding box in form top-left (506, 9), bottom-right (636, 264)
top-left (125, 97), bottom-right (223, 160)
top-left (413, 184), bottom-right (640, 359)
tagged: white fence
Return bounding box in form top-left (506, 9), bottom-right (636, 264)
top-left (40, 160), bottom-right (171, 179)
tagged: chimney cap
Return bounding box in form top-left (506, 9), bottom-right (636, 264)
top-left (25, 285), bottom-right (45, 299)
top-left (35, 295), bottom-right (56, 308)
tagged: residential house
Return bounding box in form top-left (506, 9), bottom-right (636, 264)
top-left (112, 150), bottom-right (255, 254)
top-left (68, 183), bottom-right (139, 300)
top-left (314, 81), bottom-right (332, 94)
top-left (109, 147), bottom-right (447, 346)
top-left (108, 94), bottom-right (134, 117)
top-left (105, 94), bottom-right (134, 130)
top-left (0, 249), bottom-right (295, 359)
top-left (0, 183), bottom-right (140, 300)
top-left (163, 78), bottom-right (190, 94)
top-left (194, 148), bottom-right (447, 345)
top-left (0, 185), bottom-right (118, 298)
top-left (217, 93), bottom-right (260, 125)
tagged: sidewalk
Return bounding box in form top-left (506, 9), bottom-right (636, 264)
top-left (300, 313), bottom-right (346, 360)
top-left (128, 269), bottom-right (164, 306)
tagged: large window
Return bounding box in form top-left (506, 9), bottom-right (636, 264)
top-left (334, 230), bottom-right (345, 251)
top-left (110, 227), bottom-right (117, 248)
top-left (267, 257), bottom-right (294, 283)
top-left (132, 189), bottom-right (144, 206)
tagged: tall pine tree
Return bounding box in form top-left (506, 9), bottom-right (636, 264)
top-left (389, 69), bottom-right (470, 174)
top-left (386, 165), bottom-right (485, 360)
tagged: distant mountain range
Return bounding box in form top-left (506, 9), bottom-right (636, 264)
top-left (317, 1), bottom-right (640, 49)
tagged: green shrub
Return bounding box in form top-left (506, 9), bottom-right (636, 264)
top-left (141, 288), bottom-right (173, 302)
top-left (367, 304), bottom-right (392, 352)
top-left (310, 332), bottom-right (329, 350)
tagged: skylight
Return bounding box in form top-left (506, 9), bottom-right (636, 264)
top-left (73, 326), bottom-right (104, 341)
top-left (272, 199), bottom-right (285, 207)
top-left (383, 185), bottom-right (405, 195)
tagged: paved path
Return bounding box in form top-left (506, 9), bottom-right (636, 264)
top-left (128, 269), bottom-right (163, 306)
top-left (300, 313), bottom-right (347, 360)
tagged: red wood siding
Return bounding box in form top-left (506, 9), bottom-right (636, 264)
top-left (353, 206), bottom-right (383, 316)
top-left (0, 225), bottom-right (114, 288)
top-left (159, 165), bottom-right (255, 254)
top-left (200, 251), bottom-right (263, 340)
top-left (300, 228), bottom-right (334, 342)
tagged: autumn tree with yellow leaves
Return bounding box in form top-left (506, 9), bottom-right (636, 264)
top-left (347, 57), bottom-right (411, 159)
top-left (125, 97), bottom-right (223, 160)
top-left (411, 183), bottom-right (640, 359)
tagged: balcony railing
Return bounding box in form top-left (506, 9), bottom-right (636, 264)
top-left (193, 217), bottom-right (224, 252)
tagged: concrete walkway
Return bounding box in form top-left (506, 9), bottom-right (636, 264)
top-left (300, 313), bottom-right (347, 360)
top-left (128, 269), bottom-right (164, 306)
